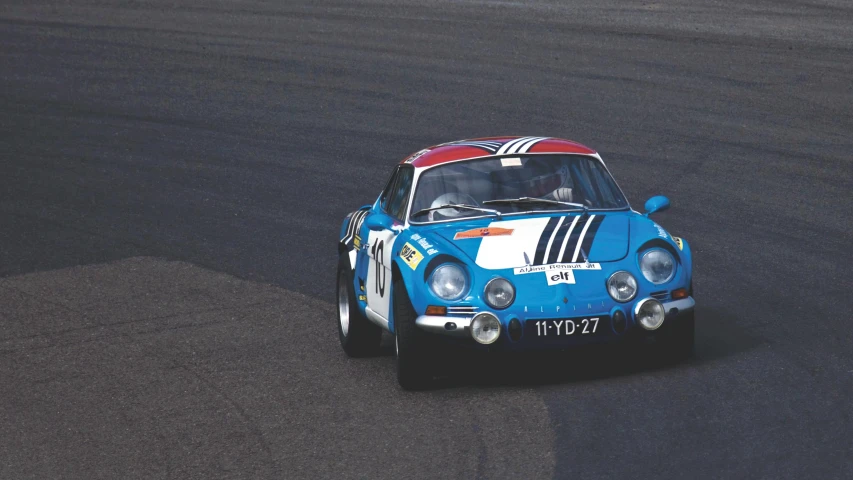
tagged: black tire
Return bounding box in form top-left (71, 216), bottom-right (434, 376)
top-left (393, 275), bottom-right (432, 390)
top-left (663, 312), bottom-right (695, 361)
top-left (337, 254), bottom-right (381, 357)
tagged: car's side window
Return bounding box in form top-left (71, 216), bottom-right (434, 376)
top-left (379, 167), bottom-right (401, 212)
top-left (385, 166), bottom-right (414, 221)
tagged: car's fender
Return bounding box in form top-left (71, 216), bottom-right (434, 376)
top-left (339, 205), bottom-right (371, 256)
top-left (629, 215), bottom-right (692, 289)
top-left (672, 235), bottom-right (693, 290)
top-left (387, 229), bottom-right (478, 328)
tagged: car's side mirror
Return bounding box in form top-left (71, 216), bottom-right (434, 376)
top-left (365, 214), bottom-right (394, 231)
top-left (643, 195), bottom-right (670, 216)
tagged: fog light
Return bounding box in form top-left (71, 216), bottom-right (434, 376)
top-left (635, 298), bottom-right (665, 331)
top-left (612, 309), bottom-right (627, 334)
top-left (470, 312), bottom-right (501, 345)
top-left (508, 318), bottom-right (522, 341)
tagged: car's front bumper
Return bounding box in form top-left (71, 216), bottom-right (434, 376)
top-left (415, 296), bottom-right (695, 348)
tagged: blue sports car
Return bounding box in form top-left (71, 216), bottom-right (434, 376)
top-left (337, 136), bottom-right (694, 389)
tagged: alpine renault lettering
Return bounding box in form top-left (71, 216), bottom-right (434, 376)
top-left (336, 136), bottom-right (694, 390)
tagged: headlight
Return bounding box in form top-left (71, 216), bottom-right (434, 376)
top-left (484, 277), bottom-right (515, 309)
top-left (470, 312), bottom-right (501, 344)
top-left (607, 271), bottom-right (637, 302)
top-left (635, 298), bottom-right (665, 330)
top-left (428, 264), bottom-right (468, 300)
top-left (640, 249), bottom-right (675, 284)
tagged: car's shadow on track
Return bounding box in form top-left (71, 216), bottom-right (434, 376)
top-left (379, 306), bottom-right (763, 390)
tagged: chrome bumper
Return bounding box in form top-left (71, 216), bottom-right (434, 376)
top-left (662, 297), bottom-right (695, 318)
top-left (415, 296), bottom-right (694, 338)
top-left (415, 315), bottom-right (473, 337)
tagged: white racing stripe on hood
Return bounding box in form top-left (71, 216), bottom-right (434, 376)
top-left (571, 214), bottom-right (596, 262)
top-left (474, 217), bottom-right (553, 270)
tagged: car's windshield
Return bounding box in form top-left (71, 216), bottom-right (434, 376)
top-left (409, 154), bottom-right (628, 223)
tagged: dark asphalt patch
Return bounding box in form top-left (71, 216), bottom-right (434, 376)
top-left (0, 258), bottom-right (555, 479)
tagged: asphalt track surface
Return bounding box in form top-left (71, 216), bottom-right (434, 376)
top-left (1, 1), bottom-right (852, 478)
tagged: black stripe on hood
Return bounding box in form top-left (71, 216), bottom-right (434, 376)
top-left (578, 215), bottom-right (605, 262)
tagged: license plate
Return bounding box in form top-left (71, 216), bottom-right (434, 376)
top-left (526, 316), bottom-right (604, 338)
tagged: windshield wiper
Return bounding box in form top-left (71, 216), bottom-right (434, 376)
top-left (483, 197), bottom-right (587, 211)
top-left (411, 203), bottom-right (502, 219)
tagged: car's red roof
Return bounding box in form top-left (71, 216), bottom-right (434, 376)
top-left (402, 136), bottom-right (597, 168)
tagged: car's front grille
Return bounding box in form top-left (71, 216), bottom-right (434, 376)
top-left (447, 305), bottom-right (478, 315)
top-left (650, 291), bottom-right (669, 301)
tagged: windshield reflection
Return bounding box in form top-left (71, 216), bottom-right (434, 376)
top-left (409, 155), bottom-right (628, 223)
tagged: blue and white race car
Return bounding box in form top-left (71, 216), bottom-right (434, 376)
top-left (337, 136), bottom-right (694, 389)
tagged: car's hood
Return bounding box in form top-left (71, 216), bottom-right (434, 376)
top-left (426, 212), bottom-right (630, 270)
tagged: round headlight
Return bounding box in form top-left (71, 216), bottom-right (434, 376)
top-left (607, 271), bottom-right (637, 303)
top-left (470, 312), bottom-right (501, 344)
top-left (640, 249), bottom-right (675, 284)
top-left (635, 298), bottom-right (665, 330)
top-left (484, 277), bottom-right (515, 309)
top-left (429, 264), bottom-right (468, 300)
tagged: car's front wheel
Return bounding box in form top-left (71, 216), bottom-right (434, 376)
top-left (393, 275), bottom-right (432, 390)
top-left (337, 254), bottom-right (381, 357)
